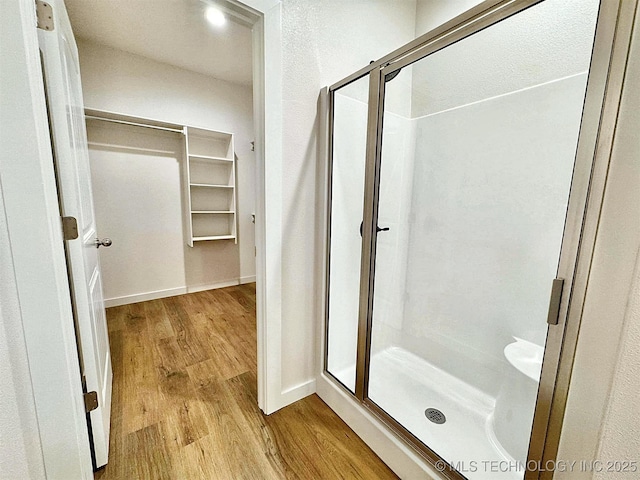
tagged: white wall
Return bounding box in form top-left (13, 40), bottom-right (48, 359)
top-left (280, 0), bottom-right (418, 393)
top-left (411, 0), bottom-right (598, 116)
top-left (589, 37), bottom-right (640, 467)
top-left (415, 0), bottom-right (483, 37)
top-left (556, 4), bottom-right (640, 474)
top-left (87, 122), bottom-right (185, 303)
top-left (77, 40), bottom-right (256, 305)
top-left (399, 74), bottom-right (588, 396)
top-left (593, 256), bottom-right (640, 479)
top-left (0, 185), bottom-right (46, 480)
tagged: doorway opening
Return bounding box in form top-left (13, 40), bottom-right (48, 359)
top-left (61, 0), bottom-right (266, 471)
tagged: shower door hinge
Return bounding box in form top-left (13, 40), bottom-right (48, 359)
top-left (61, 216), bottom-right (78, 240)
top-left (546, 278), bottom-right (565, 325)
top-left (35, 0), bottom-right (55, 31)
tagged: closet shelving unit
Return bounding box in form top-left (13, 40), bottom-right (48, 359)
top-left (84, 109), bottom-right (238, 248)
top-left (184, 126), bottom-right (237, 246)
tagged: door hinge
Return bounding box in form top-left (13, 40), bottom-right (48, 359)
top-left (84, 391), bottom-right (99, 413)
top-left (62, 216), bottom-right (78, 240)
top-left (35, 0), bottom-right (55, 31)
top-left (546, 278), bottom-right (565, 325)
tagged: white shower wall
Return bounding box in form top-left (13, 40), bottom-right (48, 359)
top-left (399, 74), bottom-right (588, 393)
top-left (330, 78), bottom-right (590, 395)
top-left (327, 89), bottom-right (417, 387)
top-left (411, 0), bottom-right (599, 117)
top-left (370, 111), bottom-right (416, 355)
top-left (326, 93), bottom-right (367, 385)
top-left (369, 0), bottom-right (599, 396)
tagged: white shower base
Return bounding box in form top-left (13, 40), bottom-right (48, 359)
top-left (333, 347), bottom-right (522, 480)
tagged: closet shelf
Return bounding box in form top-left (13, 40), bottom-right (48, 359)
top-left (191, 210), bottom-right (235, 214)
top-left (188, 154), bottom-right (233, 162)
top-left (189, 183), bottom-right (234, 189)
top-left (184, 126), bottom-right (237, 246)
top-left (193, 235), bottom-right (236, 241)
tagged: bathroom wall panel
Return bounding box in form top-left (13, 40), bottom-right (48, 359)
top-left (400, 73), bottom-right (588, 393)
top-left (411, 0), bottom-right (599, 117)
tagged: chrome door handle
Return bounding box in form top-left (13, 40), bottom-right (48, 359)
top-left (359, 221), bottom-right (390, 237)
top-left (95, 238), bottom-right (112, 248)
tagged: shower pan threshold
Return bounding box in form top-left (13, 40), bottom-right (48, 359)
top-left (334, 347), bottom-right (522, 480)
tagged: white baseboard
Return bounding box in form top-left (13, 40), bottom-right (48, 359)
top-left (104, 287), bottom-right (187, 307)
top-left (316, 374), bottom-right (442, 480)
top-left (262, 379), bottom-right (316, 414)
top-left (104, 277), bottom-right (256, 307)
top-left (186, 279), bottom-right (240, 294)
top-left (269, 378), bottom-right (316, 413)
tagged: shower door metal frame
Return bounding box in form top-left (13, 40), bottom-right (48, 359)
top-left (323, 0), bottom-right (633, 478)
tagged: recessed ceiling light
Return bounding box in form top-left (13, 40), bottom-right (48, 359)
top-left (205, 6), bottom-right (226, 27)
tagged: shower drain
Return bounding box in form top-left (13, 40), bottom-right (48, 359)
top-left (425, 408), bottom-right (446, 424)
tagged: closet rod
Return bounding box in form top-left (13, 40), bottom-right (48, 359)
top-left (85, 115), bottom-right (184, 134)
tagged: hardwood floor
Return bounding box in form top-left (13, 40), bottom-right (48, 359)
top-left (97, 284), bottom-right (398, 480)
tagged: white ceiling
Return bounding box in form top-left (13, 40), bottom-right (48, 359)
top-left (65, 0), bottom-right (253, 86)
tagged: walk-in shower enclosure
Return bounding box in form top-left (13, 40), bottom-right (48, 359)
top-left (323, 0), bottom-right (612, 478)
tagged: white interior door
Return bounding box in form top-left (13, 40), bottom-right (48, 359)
top-left (38, 0), bottom-right (112, 468)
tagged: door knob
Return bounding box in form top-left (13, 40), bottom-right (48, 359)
top-left (95, 238), bottom-right (112, 248)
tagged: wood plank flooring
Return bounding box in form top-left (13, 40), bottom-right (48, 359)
top-left (97, 284), bottom-right (398, 480)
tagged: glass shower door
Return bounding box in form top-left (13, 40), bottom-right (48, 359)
top-left (365, 0), bottom-right (599, 478)
top-left (325, 75), bottom-right (370, 393)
